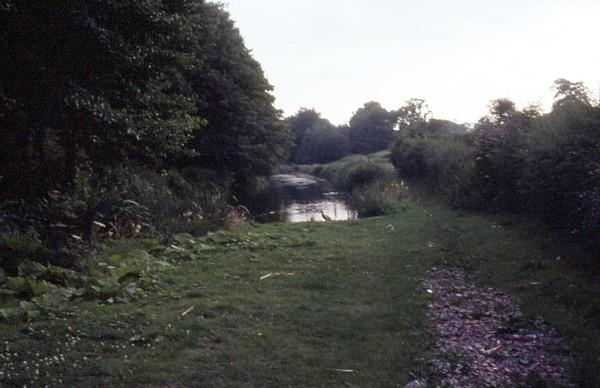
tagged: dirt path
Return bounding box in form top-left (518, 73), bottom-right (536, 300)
top-left (422, 268), bottom-right (573, 387)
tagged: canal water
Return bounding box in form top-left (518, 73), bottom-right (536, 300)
top-left (249, 173), bottom-right (357, 223)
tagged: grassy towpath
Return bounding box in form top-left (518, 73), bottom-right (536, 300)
top-left (2, 192), bottom-right (600, 386)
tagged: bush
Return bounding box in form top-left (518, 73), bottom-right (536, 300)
top-left (518, 103), bottom-right (600, 247)
top-left (346, 162), bottom-right (393, 190)
top-left (313, 154), bottom-right (396, 193)
top-left (298, 152), bottom-right (407, 217)
top-left (391, 134), bottom-right (480, 208)
top-left (0, 166), bottom-right (232, 252)
top-left (85, 166), bottom-right (230, 238)
top-left (391, 98), bottom-right (600, 252)
top-left (351, 179), bottom-right (408, 217)
top-left (391, 136), bottom-right (428, 178)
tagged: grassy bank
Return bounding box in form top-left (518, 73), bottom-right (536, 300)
top-left (1, 188), bottom-right (600, 386)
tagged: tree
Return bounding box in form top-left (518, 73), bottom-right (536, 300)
top-left (472, 99), bottom-right (539, 210)
top-left (349, 102), bottom-right (396, 154)
top-left (183, 2), bottom-right (291, 184)
top-left (295, 122), bottom-right (350, 164)
top-left (553, 78), bottom-right (592, 107)
top-left (396, 98), bottom-right (430, 132)
top-left (0, 1), bottom-right (291, 199)
top-left (0, 0), bottom-right (199, 196)
top-left (286, 109), bottom-right (350, 164)
top-left (286, 108), bottom-right (324, 163)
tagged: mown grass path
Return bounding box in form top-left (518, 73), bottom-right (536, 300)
top-left (1, 194), bottom-right (599, 387)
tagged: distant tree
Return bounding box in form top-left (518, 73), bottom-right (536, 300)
top-left (425, 119), bottom-right (468, 135)
top-left (553, 78), bottom-right (592, 107)
top-left (396, 98), bottom-right (430, 132)
top-left (286, 108), bottom-right (324, 163)
top-left (286, 109), bottom-right (350, 164)
top-left (349, 102), bottom-right (396, 154)
top-left (295, 122), bottom-right (351, 164)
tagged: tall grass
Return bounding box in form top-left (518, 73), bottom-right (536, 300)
top-left (289, 152), bottom-right (407, 217)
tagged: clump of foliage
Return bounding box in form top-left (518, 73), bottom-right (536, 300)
top-left (301, 153), bottom-right (407, 216)
top-left (0, 239), bottom-right (174, 321)
top-left (0, 1), bottom-right (292, 279)
top-left (0, 229), bottom-right (315, 322)
top-left (351, 179), bottom-right (408, 217)
top-left (391, 79), bottom-right (600, 251)
top-left (0, 1), bottom-right (290, 199)
top-left (391, 134), bottom-right (479, 208)
top-left (286, 109), bottom-right (350, 164)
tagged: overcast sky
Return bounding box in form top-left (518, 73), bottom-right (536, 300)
top-left (224, 0), bottom-right (600, 125)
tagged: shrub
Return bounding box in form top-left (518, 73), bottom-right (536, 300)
top-left (518, 103), bottom-right (600, 247)
top-left (87, 166), bottom-right (230, 237)
top-left (351, 179), bottom-right (408, 217)
top-left (346, 162), bottom-right (394, 190)
top-left (314, 154), bottom-right (396, 192)
top-left (391, 136), bottom-right (428, 178)
top-left (391, 134), bottom-right (480, 208)
top-left (391, 98), bottom-right (600, 252)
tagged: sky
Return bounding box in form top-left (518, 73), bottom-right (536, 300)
top-left (224, 0), bottom-right (600, 125)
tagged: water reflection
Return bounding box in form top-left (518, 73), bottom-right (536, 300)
top-left (249, 173), bottom-right (357, 223)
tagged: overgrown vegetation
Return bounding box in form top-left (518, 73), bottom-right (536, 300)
top-left (290, 152), bottom-right (407, 216)
top-left (0, 1), bottom-right (290, 274)
top-left (391, 79), bottom-right (600, 253)
top-left (0, 230), bottom-right (314, 322)
top-left (1, 189), bottom-right (599, 386)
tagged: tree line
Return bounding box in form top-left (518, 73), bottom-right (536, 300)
top-left (287, 99), bottom-right (467, 165)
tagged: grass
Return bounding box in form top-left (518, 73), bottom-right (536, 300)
top-left (1, 185), bottom-right (600, 386)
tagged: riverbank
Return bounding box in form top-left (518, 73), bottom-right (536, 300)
top-left (1, 188), bottom-right (599, 386)
top-left (280, 151), bottom-right (407, 217)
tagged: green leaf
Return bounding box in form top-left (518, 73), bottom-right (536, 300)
top-left (18, 260), bottom-right (47, 278)
top-left (32, 291), bottom-right (70, 312)
top-left (0, 307), bottom-right (24, 321)
top-left (29, 279), bottom-right (56, 296)
top-left (6, 277), bottom-right (29, 293)
top-left (0, 289), bottom-right (17, 297)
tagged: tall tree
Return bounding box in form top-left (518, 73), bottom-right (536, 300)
top-left (349, 102), bottom-right (396, 154)
top-left (183, 2), bottom-right (291, 184)
top-left (286, 108), bottom-right (323, 163)
top-left (396, 98), bottom-right (430, 132)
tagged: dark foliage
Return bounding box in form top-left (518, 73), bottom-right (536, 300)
top-left (391, 80), bottom-right (600, 251)
top-left (286, 109), bottom-right (350, 164)
top-left (0, 1), bottom-right (291, 270)
top-left (349, 102), bottom-right (396, 154)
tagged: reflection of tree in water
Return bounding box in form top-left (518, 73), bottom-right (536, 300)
top-left (248, 173), bottom-right (357, 223)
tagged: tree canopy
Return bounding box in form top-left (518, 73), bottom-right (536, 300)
top-left (0, 0), bottom-right (290, 198)
top-left (349, 102), bottom-right (397, 155)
